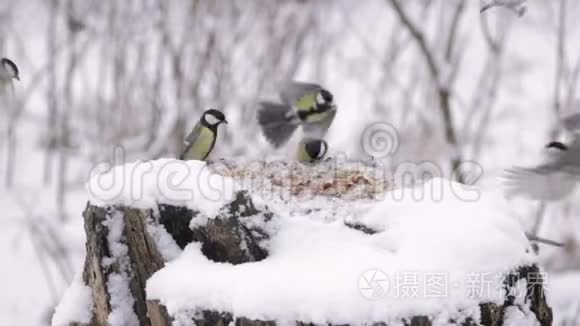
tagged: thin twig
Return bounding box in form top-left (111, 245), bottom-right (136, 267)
top-left (388, 0), bottom-right (466, 181)
top-left (553, 0), bottom-right (566, 116)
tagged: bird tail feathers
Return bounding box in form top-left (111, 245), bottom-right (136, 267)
top-left (501, 167), bottom-right (576, 201)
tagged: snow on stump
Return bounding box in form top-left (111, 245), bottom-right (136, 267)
top-left (53, 159), bottom-right (553, 326)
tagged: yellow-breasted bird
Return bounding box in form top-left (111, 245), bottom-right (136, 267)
top-left (296, 138), bottom-right (328, 164)
top-left (180, 109), bottom-right (228, 161)
top-left (257, 81), bottom-right (336, 148)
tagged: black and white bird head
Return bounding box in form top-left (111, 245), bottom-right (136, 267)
top-left (304, 139), bottom-right (328, 161)
top-left (315, 89), bottom-right (335, 111)
top-left (1, 58), bottom-right (19, 81)
top-left (502, 113), bottom-right (580, 201)
top-left (202, 109), bottom-right (228, 128)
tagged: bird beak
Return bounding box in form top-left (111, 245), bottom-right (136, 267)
top-left (222, 120), bottom-right (228, 125)
top-left (15, 76), bottom-right (19, 81)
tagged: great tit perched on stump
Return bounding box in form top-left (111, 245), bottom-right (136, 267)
top-left (257, 81), bottom-right (337, 148)
top-left (0, 57), bottom-right (19, 88)
top-left (180, 109), bottom-right (228, 161)
top-left (297, 138), bottom-right (328, 164)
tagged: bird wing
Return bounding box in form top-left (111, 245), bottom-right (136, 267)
top-left (502, 163), bottom-right (578, 200)
top-left (546, 136), bottom-right (580, 168)
top-left (562, 112), bottom-right (580, 133)
top-left (278, 81), bottom-right (323, 108)
top-left (184, 121), bottom-right (203, 146)
top-left (180, 123), bottom-right (217, 161)
top-left (257, 101), bottom-right (300, 147)
top-left (179, 121), bottom-right (203, 160)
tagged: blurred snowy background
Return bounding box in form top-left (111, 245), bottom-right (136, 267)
top-left (0, 0), bottom-right (579, 324)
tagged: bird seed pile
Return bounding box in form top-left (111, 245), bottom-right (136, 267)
top-left (208, 159), bottom-right (390, 201)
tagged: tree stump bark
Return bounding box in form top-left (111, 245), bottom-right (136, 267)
top-left (76, 190), bottom-right (552, 326)
top-left (82, 205), bottom-right (170, 326)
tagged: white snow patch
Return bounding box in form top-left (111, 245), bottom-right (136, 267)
top-left (171, 311), bottom-right (197, 326)
top-left (147, 178), bottom-right (536, 324)
top-left (102, 210), bottom-right (129, 266)
top-left (357, 178), bottom-right (533, 271)
top-left (51, 273), bottom-right (93, 326)
top-left (502, 279), bottom-right (541, 325)
top-left (147, 222), bottom-right (183, 261)
top-left (103, 210), bottom-right (139, 326)
top-left (549, 271), bottom-right (580, 325)
top-left (107, 273), bottom-right (139, 326)
top-left (503, 306), bottom-right (540, 326)
top-left (87, 159), bottom-right (238, 218)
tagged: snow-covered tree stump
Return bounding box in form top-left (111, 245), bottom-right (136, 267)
top-left (82, 205), bottom-right (170, 326)
top-left (78, 187), bottom-right (275, 325)
top-left (54, 160), bottom-right (553, 326)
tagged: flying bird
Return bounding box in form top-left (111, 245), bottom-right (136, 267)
top-left (257, 81), bottom-right (337, 148)
top-left (180, 109), bottom-right (228, 161)
top-left (502, 113), bottom-right (580, 200)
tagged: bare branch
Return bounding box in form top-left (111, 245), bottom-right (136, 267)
top-left (388, 0), bottom-right (466, 180)
top-left (553, 0), bottom-right (567, 116)
top-left (388, 0), bottom-right (439, 78)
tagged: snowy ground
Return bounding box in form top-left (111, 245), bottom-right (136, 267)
top-left (52, 160), bottom-right (540, 325)
top-left (550, 272), bottom-right (580, 325)
top-left (0, 175), bottom-right (87, 325)
top-left (147, 177), bottom-right (537, 325)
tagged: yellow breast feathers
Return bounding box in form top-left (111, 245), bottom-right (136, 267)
top-left (183, 126), bottom-right (216, 161)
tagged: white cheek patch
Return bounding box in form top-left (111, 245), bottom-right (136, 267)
top-left (204, 114), bottom-right (221, 125)
top-left (317, 142), bottom-right (328, 159)
top-left (316, 93), bottom-right (325, 105)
